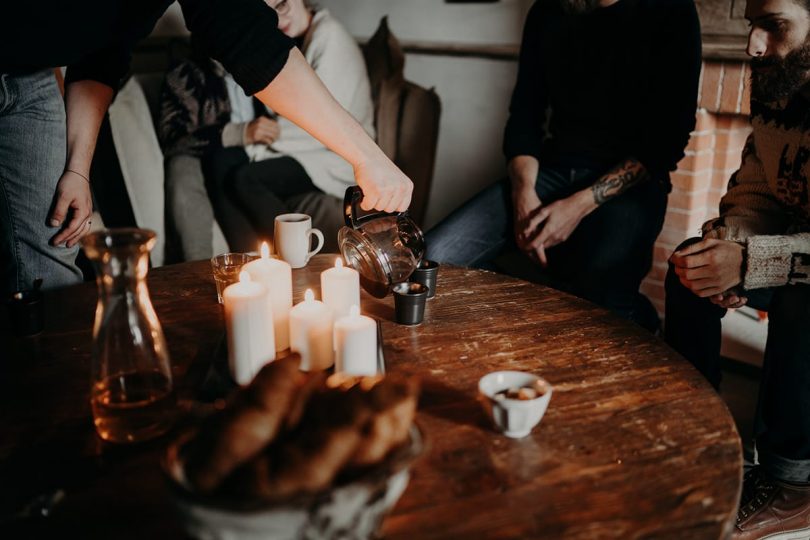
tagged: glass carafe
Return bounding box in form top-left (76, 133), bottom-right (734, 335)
top-left (81, 228), bottom-right (175, 444)
top-left (338, 187), bottom-right (425, 298)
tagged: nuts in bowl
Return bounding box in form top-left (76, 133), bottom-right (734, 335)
top-left (478, 371), bottom-right (553, 439)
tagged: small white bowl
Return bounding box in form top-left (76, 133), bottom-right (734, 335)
top-left (478, 371), bottom-right (553, 438)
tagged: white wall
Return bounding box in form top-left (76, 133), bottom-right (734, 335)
top-left (151, 0), bottom-right (532, 228)
top-left (403, 54), bottom-right (517, 227)
top-left (317, 0), bottom-right (531, 228)
top-left (314, 0), bottom-right (531, 46)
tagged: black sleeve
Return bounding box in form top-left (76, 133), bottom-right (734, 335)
top-left (65, 1), bottom-right (173, 90)
top-left (635, 0), bottom-right (702, 178)
top-left (502, 2), bottom-right (548, 162)
top-left (179, 0), bottom-right (296, 96)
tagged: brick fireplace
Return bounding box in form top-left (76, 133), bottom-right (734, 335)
top-left (641, 59), bottom-right (753, 318)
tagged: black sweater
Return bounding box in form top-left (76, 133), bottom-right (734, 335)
top-left (1, 0), bottom-right (294, 95)
top-left (503, 0), bottom-right (702, 179)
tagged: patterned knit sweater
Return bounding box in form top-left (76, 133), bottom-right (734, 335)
top-left (703, 92), bottom-right (810, 289)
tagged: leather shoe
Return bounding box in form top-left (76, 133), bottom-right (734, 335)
top-left (733, 467), bottom-right (810, 539)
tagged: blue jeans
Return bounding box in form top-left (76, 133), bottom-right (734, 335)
top-left (425, 165), bottom-right (668, 327)
top-left (0, 70), bottom-right (82, 294)
top-left (666, 241), bottom-right (810, 484)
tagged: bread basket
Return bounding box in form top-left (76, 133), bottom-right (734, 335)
top-left (162, 424), bottom-right (424, 540)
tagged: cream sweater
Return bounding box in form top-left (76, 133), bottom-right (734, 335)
top-left (242, 9), bottom-right (375, 198)
top-left (703, 94), bottom-right (810, 289)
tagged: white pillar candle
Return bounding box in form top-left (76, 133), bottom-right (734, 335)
top-left (321, 257), bottom-right (359, 353)
top-left (321, 257), bottom-right (361, 320)
top-left (223, 271), bottom-right (276, 385)
top-left (243, 242), bottom-right (292, 352)
top-left (290, 289), bottom-right (334, 371)
top-left (334, 305), bottom-right (378, 376)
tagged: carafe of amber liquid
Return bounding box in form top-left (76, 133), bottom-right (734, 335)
top-left (82, 228), bottom-right (175, 443)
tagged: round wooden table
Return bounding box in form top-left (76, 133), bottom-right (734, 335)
top-left (1, 254), bottom-right (742, 539)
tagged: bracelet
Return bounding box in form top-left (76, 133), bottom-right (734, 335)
top-left (65, 169), bottom-right (90, 183)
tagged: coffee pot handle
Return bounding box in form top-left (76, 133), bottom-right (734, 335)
top-left (343, 186), bottom-right (405, 228)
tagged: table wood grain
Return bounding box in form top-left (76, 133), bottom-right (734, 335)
top-left (0, 254), bottom-right (742, 539)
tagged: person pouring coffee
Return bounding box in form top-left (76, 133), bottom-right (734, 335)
top-left (0, 0), bottom-right (412, 296)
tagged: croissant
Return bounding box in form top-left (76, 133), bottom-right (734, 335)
top-left (182, 362), bottom-right (420, 500)
top-left (184, 355), bottom-right (303, 493)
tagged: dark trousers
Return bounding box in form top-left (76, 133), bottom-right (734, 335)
top-left (231, 155), bottom-right (320, 238)
top-left (202, 148), bottom-right (258, 252)
top-left (665, 239), bottom-right (810, 483)
top-left (425, 164), bottom-right (669, 330)
top-left (202, 150), bottom-right (319, 249)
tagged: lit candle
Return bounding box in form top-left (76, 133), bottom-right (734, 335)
top-left (334, 305), bottom-right (377, 376)
top-left (321, 257), bottom-right (361, 319)
top-left (243, 242), bottom-right (292, 351)
top-left (289, 289), bottom-right (334, 371)
top-left (223, 271), bottom-right (276, 385)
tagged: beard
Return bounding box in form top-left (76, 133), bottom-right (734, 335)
top-left (750, 40), bottom-right (810, 102)
top-left (560, 0), bottom-right (601, 14)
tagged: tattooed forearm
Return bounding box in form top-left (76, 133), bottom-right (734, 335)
top-left (591, 158), bottom-right (650, 206)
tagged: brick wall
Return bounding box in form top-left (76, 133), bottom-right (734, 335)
top-left (640, 60), bottom-right (753, 317)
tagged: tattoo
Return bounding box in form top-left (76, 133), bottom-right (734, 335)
top-left (591, 158), bottom-right (650, 206)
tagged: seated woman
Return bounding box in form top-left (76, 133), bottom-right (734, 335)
top-left (159, 0), bottom-right (373, 259)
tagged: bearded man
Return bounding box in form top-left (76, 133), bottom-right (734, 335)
top-left (665, 0), bottom-right (810, 536)
top-left (424, 0), bottom-right (701, 331)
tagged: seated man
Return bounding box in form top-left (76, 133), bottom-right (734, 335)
top-left (159, 0), bottom-right (373, 259)
top-left (425, 0), bottom-right (701, 331)
top-left (665, 0), bottom-right (810, 536)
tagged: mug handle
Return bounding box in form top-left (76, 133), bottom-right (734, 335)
top-left (306, 228), bottom-right (324, 263)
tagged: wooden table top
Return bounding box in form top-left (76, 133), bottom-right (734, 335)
top-left (0, 254), bottom-right (742, 539)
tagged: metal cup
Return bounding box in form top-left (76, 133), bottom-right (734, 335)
top-left (393, 282), bottom-right (428, 326)
top-left (410, 259), bottom-right (439, 299)
top-left (7, 289), bottom-right (45, 336)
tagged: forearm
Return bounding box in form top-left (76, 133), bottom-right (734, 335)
top-left (576, 158), bottom-right (651, 214)
top-left (64, 80), bottom-right (114, 176)
top-left (254, 48), bottom-right (383, 169)
top-left (508, 155), bottom-right (540, 194)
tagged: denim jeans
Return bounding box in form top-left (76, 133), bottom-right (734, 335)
top-left (425, 164), bottom-right (668, 326)
top-left (666, 240), bottom-right (810, 484)
top-left (0, 70), bottom-right (82, 294)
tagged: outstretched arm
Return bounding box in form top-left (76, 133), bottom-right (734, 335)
top-left (254, 48), bottom-right (412, 213)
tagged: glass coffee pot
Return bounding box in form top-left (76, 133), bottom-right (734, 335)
top-left (82, 228), bottom-right (175, 444)
top-left (338, 186), bottom-right (425, 298)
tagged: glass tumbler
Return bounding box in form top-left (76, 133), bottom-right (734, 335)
top-left (211, 252), bottom-right (257, 304)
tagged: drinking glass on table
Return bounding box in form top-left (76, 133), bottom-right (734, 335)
top-left (211, 253), bottom-right (258, 303)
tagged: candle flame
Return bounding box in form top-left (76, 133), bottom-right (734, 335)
top-left (335, 258), bottom-right (343, 269)
top-left (305, 289), bottom-right (314, 302)
top-left (260, 242), bottom-right (270, 260)
top-left (349, 305), bottom-right (360, 317)
top-left (239, 271), bottom-right (251, 283)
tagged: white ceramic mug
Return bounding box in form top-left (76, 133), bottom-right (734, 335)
top-left (273, 214), bottom-right (324, 269)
